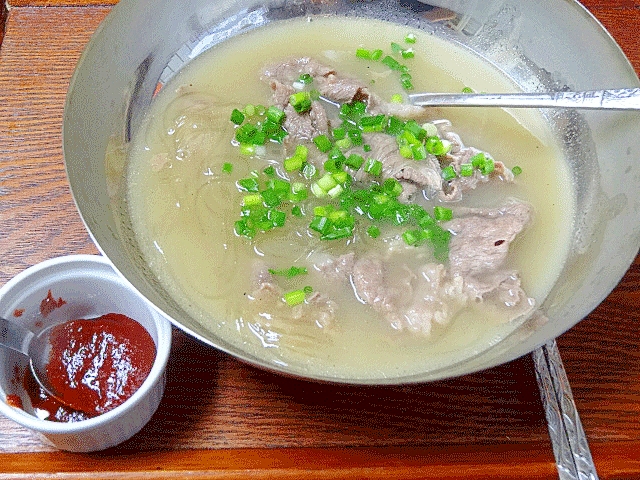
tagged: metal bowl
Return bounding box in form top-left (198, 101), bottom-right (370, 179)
top-left (63, 0), bottom-right (640, 384)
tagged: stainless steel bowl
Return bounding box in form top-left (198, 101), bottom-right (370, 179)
top-left (63, 0), bottom-right (640, 383)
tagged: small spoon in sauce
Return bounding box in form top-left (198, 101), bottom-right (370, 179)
top-left (1, 314), bottom-right (156, 419)
top-left (408, 88), bottom-right (640, 110)
top-left (0, 315), bottom-right (70, 406)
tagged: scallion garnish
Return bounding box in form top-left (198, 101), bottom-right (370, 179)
top-left (283, 289), bottom-right (307, 306)
top-left (230, 108), bottom-right (245, 125)
top-left (512, 165), bottom-right (523, 176)
top-left (433, 206), bottom-right (453, 221)
top-left (289, 91), bottom-right (313, 113)
top-left (313, 134), bottom-right (333, 153)
top-left (442, 165), bottom-right (457, 181)
top-left (222, 162), bottom-right (233, 174)
top-left (363, 158), bottom-right (383, 176)
top-left (268, 266), bottom-right (308, 277)
top-left (459, 163), bottom-right (474, 177)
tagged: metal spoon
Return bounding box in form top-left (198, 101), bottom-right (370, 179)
top-left (408, 88), bottom-right (640, 110)
top-left (0, 316), bottom-right (71, 406)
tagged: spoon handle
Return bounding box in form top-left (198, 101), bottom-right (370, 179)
top-left (0, 317), bottom-right (34, 356)
top-left (408, 88), bottom-right (640, 110)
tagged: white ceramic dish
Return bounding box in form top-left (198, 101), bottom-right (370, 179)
top-left (0, 255), bottom-right (172, 452)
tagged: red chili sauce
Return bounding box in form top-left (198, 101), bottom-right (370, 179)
top-left (39, 290), bottom-right (66, 317)
top-left (23, 313), bottom-right (156, 422)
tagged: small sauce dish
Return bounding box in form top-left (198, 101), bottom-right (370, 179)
top-left (0, 255), bottom-right (172, 452)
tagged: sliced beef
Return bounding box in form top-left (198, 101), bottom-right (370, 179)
top-left (282, 102), bottom-right (330, 141)
top-left (350, 257), bottom-right (398, 317)
top-left (312, 252), bottom-right (355, 281)
top-left (434, 120), bottom-right (515, 202)
top-left (361, 133), bottom-right (443, 200)
top-left (346, 200), bottom-right (534, 335)
top-left (248, 260), bottom-right (337, 328)
top-left (444, 200), bottom-right (532, 277)
top-left (396, 263), bottom-right (468, 335)
top-left (262, 57), bottom-right (336, 83)
top-left (350, 258), bottom-right (468, 335)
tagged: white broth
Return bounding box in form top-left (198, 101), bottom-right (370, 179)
top-left (125, 16), bottom-right (574, 379)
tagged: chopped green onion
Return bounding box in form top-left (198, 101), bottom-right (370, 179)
top-left (324, 158), bottom-right (342, 173)
top-left (299, 73), bottom-right (313, 84)
top-left (303, 285), bottom-right (313, 294)
top-left (383, 178), bottom-right (403, 197)
top-left (291, 205), bottom-right (303, 217)
top-left (332, 126), bottom-right (346, 140)
top-left (367, 225), bottom-right (381, 238)
top-left (313, 134), bottom-right (333, 153)
top-left (512, 165), bottom-right (523, 176)
top-left (222, 162), bottom-right (233, 174)
top-left (345, 153), bottom-right (364, 170)
top-left (348, 128), bottom-right (363, 146)
top-left (371, 49), bottom-right (384, 61)
top-left (462, 87), bottom-right (474, 93)
top-left (309, 215), bottom-right (331, 234)
top-left (363, 144), bottom-right (372, 153)
top-left (332, 170), bottom-right (350, 184)
top-left (243, 193), bottom-right (263, 207)
top-left (401, 48), bottom-right (414, 59)
top-left (433, 206), bottom-right (453, 221)
top-left (471, 152), bottom-right (486, 168)
top-left (360, 114), bottom-right (387, 133)
top-left (266, 105), bottom-right (286, 125)
top-left (356, 48), bottom-right (372, 59)
top-left (263, 165), bottom-right (275, 176)
top-left (381, 55), bottom-right (403, 71)
top-left (284, 145), bottom-right (308, 172)
top-left (268, 266), bottom-right (308, 277)
top-left (244, 104), bottom-right (256, 116)
top-left (235, 175), bottom-right (256, 190)
top-left (302, 162), bottom-right (317, 179)
top-left (386, 116), bottom-right (405, 136)
top-left (288, 183), bottom-right (308, 202)
top-left (442, 165), bottom-right (457, 181)
top-left (289, 91), bottom-right (312, 113)
top-left (230, 109), bottom-right (245, 125)
top-left (283, 289), bottom-right (307, 306)
top-left (405, 33), bottom-right (416, 44)
top-left (261, 188), bottom-right (282, 207)
top-left (317, 173), bottom-right (338, 192)
top-left (391, 42), bottom-right (404, 55)
top-left (335, 138), bottom-right (352, 150)
top-left (459, 163), bottom-right (474, 177)
top-left (422, 122), bottom-right (438, 138)
top-left (363, 158), bottom-right (383, 176)
top-left (391, 94), bottom-right (403, 103)
top-left (481, 157), bottom-right (495, 175)
top-left (402, 229), bottom-right (422, 246)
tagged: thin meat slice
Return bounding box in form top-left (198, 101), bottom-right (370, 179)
top-left (361, 133), bottom-right (443, 200)
top-left (444, 200), bottom-right (532, 277)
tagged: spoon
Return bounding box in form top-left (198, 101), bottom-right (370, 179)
top-left (0, 316), bottom-right (70, 407)
top-left (408, 88), bottom-right (640, 110)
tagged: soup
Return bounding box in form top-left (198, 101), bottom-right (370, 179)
top-left (125, 15), bottom-right (574, 379)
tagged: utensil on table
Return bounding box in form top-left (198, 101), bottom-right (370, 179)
top-left (0, 315), bottom-right (72, 406)
top-left (408, 88), bottom-right (640, 110)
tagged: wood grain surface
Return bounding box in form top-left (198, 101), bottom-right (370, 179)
top-left (1, 1), bottom-right (639, 479)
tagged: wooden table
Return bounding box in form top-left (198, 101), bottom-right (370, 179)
top-left (0, 1), bottom-right (639, 478)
